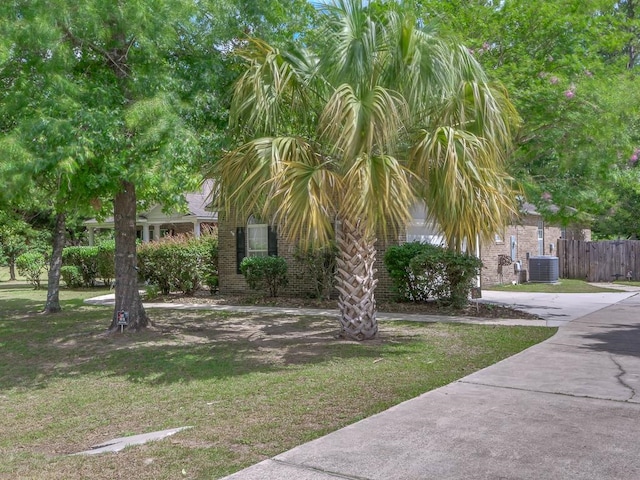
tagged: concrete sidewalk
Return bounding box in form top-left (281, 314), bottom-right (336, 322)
top-left (222, 292), bottom-right (640, 480)
top-left (86, 288), bottom-right (639, 327)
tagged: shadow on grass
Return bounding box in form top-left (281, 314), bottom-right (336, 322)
top-left (0, 306), bottom-right (421, 390)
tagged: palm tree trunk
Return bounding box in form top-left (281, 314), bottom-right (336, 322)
top-left (110, 180), bottom-right (148, 332)
top-left (44, 212), bottom-right (66, 313)
top-left (334, 218), bottom-right (378, 340)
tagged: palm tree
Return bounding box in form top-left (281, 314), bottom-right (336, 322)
top-left (208, 0), bottom-right (520, 340)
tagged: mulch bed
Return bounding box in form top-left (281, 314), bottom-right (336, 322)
top-left (147, 290), bottom-right (539, 320)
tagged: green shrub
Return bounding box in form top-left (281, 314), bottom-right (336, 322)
top-left (96, 240), bottom-right (115, 287)
top-left (384, 242), bottom-right (482, 307)
top-left (137, 234), bottom-right (217, 295)
top-left (62, 246), bottom-right (99, 287)
top-left (294, 244), bottom-right (336, 299)
top-left (240, 256), bottom-right (288, 297)
top-left (384, 242), bottom-right (434, 301)
top-left (60, 265), bottom-right (83, 288)
top-left (16, 251), bottom-right (47, 289)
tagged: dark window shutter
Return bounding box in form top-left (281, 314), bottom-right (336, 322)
top-left (236, 227), bottom-right (246, 274)
top-left (268, 226), bottom-right (278, 256)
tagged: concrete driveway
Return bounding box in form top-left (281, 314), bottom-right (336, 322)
top-left (223, 291), bottom-right (640, 480)
top-left (480, 288), bottom-right (639, 326)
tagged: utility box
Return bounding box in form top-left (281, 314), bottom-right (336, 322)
top-left (528, 256), bottom-right (559, 283)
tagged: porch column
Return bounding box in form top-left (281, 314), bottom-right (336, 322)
top-left (88, 227), bottom-right (95, 246)
top-left (142, 224), bottom-right (150, 243)
top-left (194, 221), bottom-right (201, 238)
top-left (153, 224), bottom-right (160, 241)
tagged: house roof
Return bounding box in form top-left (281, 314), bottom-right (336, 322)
top-left (520, 201), bottom-right (567, 217)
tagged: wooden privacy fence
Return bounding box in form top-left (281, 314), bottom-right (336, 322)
top-left (557, 239), bottom-right (640, 282)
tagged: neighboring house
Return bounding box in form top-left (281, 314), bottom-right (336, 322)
top-left (480, 202), bottom-right (591, 286)
top-left (218, 201), bottom-right (591, 299)
top-left (84, 189), bottom-right (217, 245)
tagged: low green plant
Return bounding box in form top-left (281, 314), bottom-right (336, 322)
top-left (96, 240), bottom-right (115, 287)
top-left (240, 256), bottom-right (288, 297)
top-left (384, 242), bottom-right (482, 307)
top-left (137, 234), bottom-right (217, 295)
top-left (62, 246), bottom-right (99, 287)
top-left (143, 283), bottom-right (161, 300)
top-left (15, 252), bottom-right (47, 289)
top-left (60, 265), bottom-right (83, 288)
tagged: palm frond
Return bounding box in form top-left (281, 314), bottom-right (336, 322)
top-left (319, 83), bottom-right (407, 161)
top-left (340, 152), bottom-right (415, 239)
top-left (210, 136), bottom-right (338, 248)
top-left (410, 126), bottom-right (519, 251)
top-left (230, 38), bottom-right (314, 136)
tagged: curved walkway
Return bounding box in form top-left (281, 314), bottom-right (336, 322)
top-left (86, 286), bottom-right (639, 327)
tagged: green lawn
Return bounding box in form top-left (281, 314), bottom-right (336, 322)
top-left (0, 280), bottom-right (556, 480)
top-left (485, 278), bottom-right (622, 293)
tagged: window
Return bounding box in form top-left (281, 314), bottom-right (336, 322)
top-left (247, 215), bottom-right (268, 257)
top-left (235, 216), bottom-right (278, 273)
top-left (538, 220), bottom-right (544, 255)
top-left (406, 202), bottom-right (444, 245)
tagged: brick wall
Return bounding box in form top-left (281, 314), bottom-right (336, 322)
top-left (480, 216), bottom-right (590, 286)
top-left (219, 210), bottom-right (403, 300)
top-left (218, 211), bottom-right (327, 298)
top-left (220, 210), bottom-right (591, 295)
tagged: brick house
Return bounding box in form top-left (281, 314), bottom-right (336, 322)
top-left (480, 202), bottom-right (591, 286)
top-left (218, 201), bottom-right (591, 299)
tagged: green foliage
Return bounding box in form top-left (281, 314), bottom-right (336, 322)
top-left (137, 235), bottom-right (217, 295)
top-left (384, 242), bottom-right (436, 302)
top-left (384, 243), bottom-right (482, 308)
top-left (60, 265), bottom-right (83, 288)
top-left (15, 252), bottom-right (47, 289)
top-left (413, 0), bottom-right (640, 231)
top-left (62, 246), bottom-right (99, 287)
top-left (240, 256), bottom-right (288, 297)
top-left (294, 244), bottom-right (337, 299)
top-left (96, 241), bottom-right (115, 287)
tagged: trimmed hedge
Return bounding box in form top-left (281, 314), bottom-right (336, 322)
top-left (384, 242), bottom-right (482, 308)
top-left (240, 256), bottom-right (288, 297)
top-left (60, 265), bottom-right (83, 288)
top-left (62, 246), bottom-right (99, 287)
top-left (137, 235), bottom-right (218, 295)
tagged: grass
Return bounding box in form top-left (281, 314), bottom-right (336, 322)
top-left (0, 276), bottom-right (556, 480)
top-left (484, 278), bottom-right (622, 293)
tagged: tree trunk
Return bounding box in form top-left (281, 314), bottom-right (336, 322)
top-left (44, 212), bottom-right (66, 314)
top-left (110, 180), bottom-right (148, 332)
top-left (334, 218), bottom-right (378, 340)
top-left (9, 259), bottom-right (16, 281)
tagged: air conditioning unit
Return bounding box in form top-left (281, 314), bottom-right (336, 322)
top-left (528, 256), bottom-right (559, 283)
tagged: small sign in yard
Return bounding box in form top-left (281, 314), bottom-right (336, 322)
top-left (117, 310), bottom-right (129, 332)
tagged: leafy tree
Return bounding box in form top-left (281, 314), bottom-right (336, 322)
top-left (0, 212), bottom-right (33, 281)
top-left (412, 0), bottom-right (640, 233)
top-left (209, 0), bottom-right (520, 340)
top-left (0, 0), bottom-right (314, 328)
